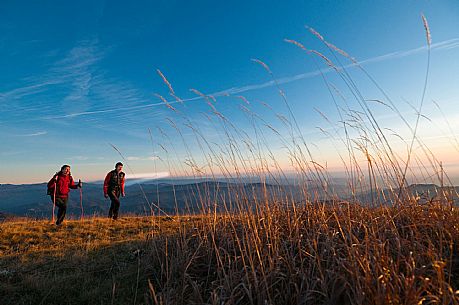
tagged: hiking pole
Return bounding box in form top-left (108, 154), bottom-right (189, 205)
top-left (52, 180), bottom-right (56, 224)
top-left (79, 179), bottom-right (84, 221)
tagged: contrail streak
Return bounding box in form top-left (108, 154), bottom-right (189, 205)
top-left (26, 37), bottom-right (459, 121)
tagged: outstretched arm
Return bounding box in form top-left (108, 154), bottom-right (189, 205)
top-left (69, 176), bottom-right (78, 189)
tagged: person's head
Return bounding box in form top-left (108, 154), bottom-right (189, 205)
top-left (115, 162), bottom-right (123, 172)
top-left (60, 165), bottom-right (71, 175)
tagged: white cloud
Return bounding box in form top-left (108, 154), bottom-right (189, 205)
top-left (2, 36), bottom-right (458, 132)
top-left (127, 172), bottom-right (170, 179)
top-left (1, 39), bottom-right (103, 103)
top-left (15, 131), bottom-right (47, 137)
top-left (24, 37), bottom-right (459, 121)
top-left (126, 156), bottom-right (159, 161)
top-left (123, 171), bottom-right (170, 186)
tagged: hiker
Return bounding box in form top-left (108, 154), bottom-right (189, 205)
top-left (47, 165), bottom-right (82, 225)
top-left (104, 162), bottom-right (126, 220)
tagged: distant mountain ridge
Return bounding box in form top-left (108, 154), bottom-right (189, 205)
top-left (1, 181), bottom-right (457, 218)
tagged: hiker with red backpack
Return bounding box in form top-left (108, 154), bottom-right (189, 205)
top-left (103, 162), bottom-right (126, 220)
top-left (47, 165), bottom-right (82, 225)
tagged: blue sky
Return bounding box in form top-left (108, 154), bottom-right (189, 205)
top-left (1, 0), bottom-right (459, 184)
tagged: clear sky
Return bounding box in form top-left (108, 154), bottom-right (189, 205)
top-left (1, 0), bottom-right (459, 184)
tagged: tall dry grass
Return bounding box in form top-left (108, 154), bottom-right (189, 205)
top-left (148, 204), bottom-right (458, 304)
top-left (135, 15), bottom-right (459, 304)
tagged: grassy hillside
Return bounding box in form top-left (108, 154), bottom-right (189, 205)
top-left (0, 216), bottom-right (190, 305)
top-left (1, 203), bottom-right (458, 305)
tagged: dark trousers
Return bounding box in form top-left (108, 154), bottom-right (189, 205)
top-left (108, 190), bottom-right (121, 220)
top-left (51, 196), bottom-right (68, 225)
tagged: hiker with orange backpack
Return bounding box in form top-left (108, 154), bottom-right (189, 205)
top-left (47, 165), bottom-right (82, 225)
top-left (103, 162), bottom-right (126, 220)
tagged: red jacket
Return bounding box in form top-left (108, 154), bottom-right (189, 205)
top-left (47, 173), bottom-right (78, 198)
top-left (103, 170), bottom-right (125, 195)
